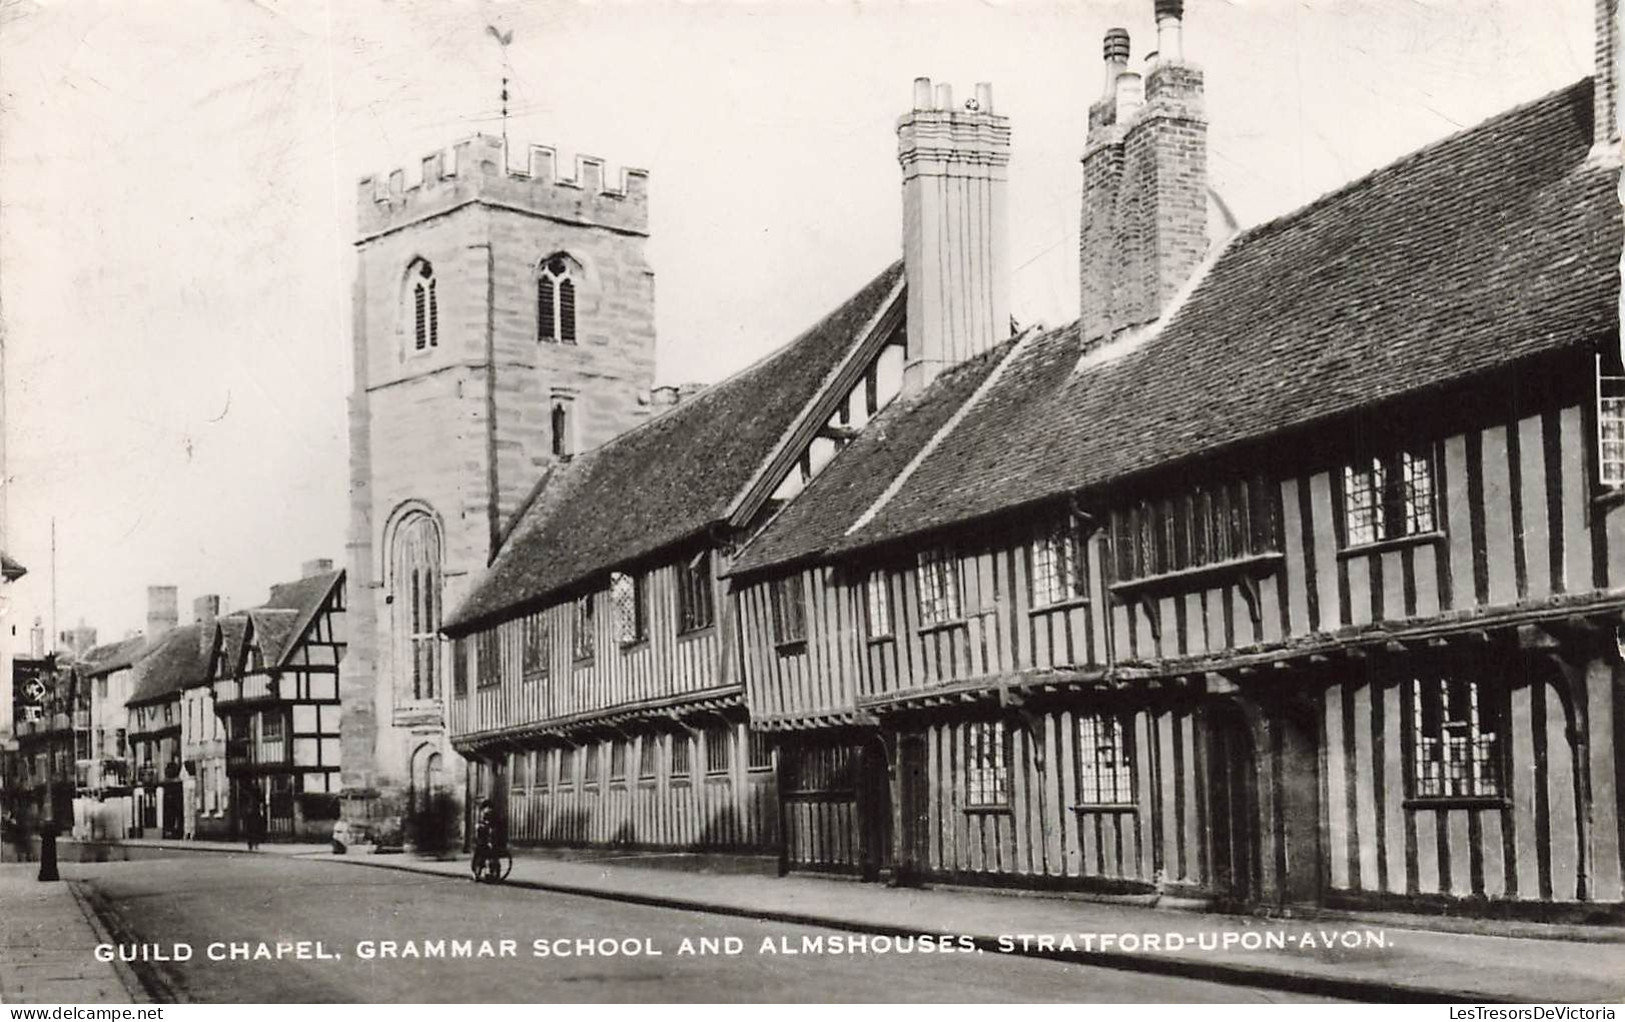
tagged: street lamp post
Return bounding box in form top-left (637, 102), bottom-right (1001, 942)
top-left (37, 656), bottom-right (60, 882)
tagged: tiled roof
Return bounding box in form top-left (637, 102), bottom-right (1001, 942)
top-left (729, 341), bottom-right (1017, 578)
top-left (214, 615), bottom-right (248, 679)
top-left (77, 636), bottom-right (149, 678)
top-left (206, 569), bottom-right (342, 677)
top-left (247, 609), bottom-right (302, 665)
top-left (838, 79), bottom-right (1618, 553)
top-left (444, 261), bottom-right (906, 634)
top-left (127, 625), bottom-right (206, 705)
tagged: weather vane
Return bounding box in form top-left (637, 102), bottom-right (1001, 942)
top-left (486, 23), bottom-right (515, 149)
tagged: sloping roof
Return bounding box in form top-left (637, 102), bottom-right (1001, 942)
top-left (838, 79), bottom-right (1618, 553)
top-left (261, 568), bottom-right (341, 668)
top-left (127, 625), bottom-right (206, 705)
top-left (729, 340), bottom-right (1017, 578)
top-left (1, 551), bottom-right (25, 581)
top-left (247, 609), bottom-right (302, 665)
top-left (214, 615), bottom-right (248, 679)
top-left (444, 261), bottom-right (906, 634)
top-left (77, 635), bottom-right (148, 678)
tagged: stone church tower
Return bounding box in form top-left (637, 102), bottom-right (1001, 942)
top-left (342, 136), bottom-right (656, 834)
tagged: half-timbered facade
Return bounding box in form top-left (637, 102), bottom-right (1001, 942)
top-left (208, 566), bottom-right (346, 842)
top-left (726, 2), bottom-right (1625, 921)
top-left (125, 626), bottom-right (204, 840)
top-left (442, 260), bottom-right (915, 853)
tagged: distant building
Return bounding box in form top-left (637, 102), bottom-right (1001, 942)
top-left (207, 563), bottom-right (345, 842)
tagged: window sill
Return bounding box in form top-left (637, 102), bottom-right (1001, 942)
top-left (917, 616), bottom-right (970, 636)
top-left (677, 625), bottom-right (716, 642)
top-left (522, 672), bottom-right (547, 684)
top-left (1591, 486), bottom-right (1625, 511)
top-left (704, 771), bottom-right (730, 781)
top-left (1337, 531), bottom-right (1446, 560)
top-left (619, 639), bottom-right (649, 654)
top-left (1403, 795), bottom-right (1507, 811)
top-left (1030, 596), bottom-right (1091, 616)
top-left (963, 804), bottom-right (1014, 815)
top-left (1071, 802), bottom-right (1137, 813)
top-left (866, 634), bottom-right (895, 646)
top-left (775, 640), bottom-right (808, 657)
top-left (572, 658), bottom-right (596, 669)
top-left (1110, 552), bottom-right (1284, 599)
top-left (670, 777), bottom-right (692, 788)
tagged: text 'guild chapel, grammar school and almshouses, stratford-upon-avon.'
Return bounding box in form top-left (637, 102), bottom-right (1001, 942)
top-left (339, 0), bottom-right (1625, 920)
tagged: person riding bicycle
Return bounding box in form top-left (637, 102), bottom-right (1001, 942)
top-left (471, 801), bottom-right (505, 880)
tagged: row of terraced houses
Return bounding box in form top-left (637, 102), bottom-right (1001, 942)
top-left (330, 0), bottom-right (1625, 922)
top-left (7, 567), bottom-right (345, 846)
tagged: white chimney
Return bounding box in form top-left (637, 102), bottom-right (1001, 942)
top-left (897, 77), bottom-right (1012, 394)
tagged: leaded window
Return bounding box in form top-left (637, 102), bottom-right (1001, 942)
top-left (747, 731), bottom-right (773, 771)
top-left (1112, 477), bottom-right (1280, 582)
top-left (1076, 715), bottom-right (1134, 805)
top-left (609, 740), bottom-right (627, 783)
top-left (391, 511), bottom-right (443, 701)
top-left (864, 571), bottom-right (893, 639)
top-left (705, 725), bottom-right (732, 776)
top-left (522, 612), bottom-right (547, 680)
top-left (671, 734), bottom-right (692, 779)
top-left (1033, 521), bottom-right (1085, 606)
top-left (771, 575), bottom-right (806, 646)
top-left (612, 572), bottom-right (648, 646)
top-left (1411, 676), bottom-right (1501, 800)
top-left (677, 551), bottom-right (715, 633)
top-left (1599, 353), bottom-right (1625, 487)
top-left (572, 594), bottom-right (595, 662)
top-left (1343, 449), bottom-right (1436, 547)
top-left (409, 260), bottom-right (438, 351)
top-left (638, 737), bottom-right (659, 780)
top-left (537, 256), bottom-right (577, 344)
top-left (964, 721), bottom-right (1010, 808)
top-left (917, 548), bottom-right (963, 625)
top-left (475, 630), bottom-right (501, 689)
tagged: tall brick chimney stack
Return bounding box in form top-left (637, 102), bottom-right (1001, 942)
top-left (146, 585), bottom-right (179, 640)
top-left (897, 77), bottom-right (1012, 394)
top-left (1079, 0), bottom-right (1208, 347)
top-left (1598, 0), bottom-right (1620, 151)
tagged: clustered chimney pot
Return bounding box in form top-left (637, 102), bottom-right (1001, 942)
top-left (1103, 27), bottom-right (1131, 98)
top-left (1155, 0), bottom-right (1185, 64)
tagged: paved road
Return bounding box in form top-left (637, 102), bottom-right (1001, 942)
top-left (70, 853), bottom-right (1336, 1003)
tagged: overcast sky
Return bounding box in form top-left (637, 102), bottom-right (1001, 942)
top-left (0, 0), bottom-right (1597, 641)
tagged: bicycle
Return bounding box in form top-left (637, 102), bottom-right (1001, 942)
top-left (470, 838), bottom-right (513, 883)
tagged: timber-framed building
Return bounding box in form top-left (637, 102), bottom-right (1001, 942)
top-left (432, 0), bottom-right (1625, 920)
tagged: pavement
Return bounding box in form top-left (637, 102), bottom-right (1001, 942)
top-left (0, 865), bottom-right (144, 1004)
top-left (10, 837), bottom-right (1625, 1003)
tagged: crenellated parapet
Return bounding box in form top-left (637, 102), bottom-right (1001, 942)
top-left (356, 135), bottom-right (649, 240)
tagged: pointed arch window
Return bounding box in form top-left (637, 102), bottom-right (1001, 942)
top-left (409, 260), bottom-right (439, 352)
top-left (390, 510), bottom-right (443, 701)
top-left (538, 256), bottom-right (578, 345)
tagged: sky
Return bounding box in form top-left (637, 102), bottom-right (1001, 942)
top-left (0, 0), bottom-right (1599, 643)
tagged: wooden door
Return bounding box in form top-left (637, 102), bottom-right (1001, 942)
top-left (857, 738), bottom-right (893, 880)
top-left (896, 733), bottom-right (930, 883)
top-left (1205, 704), bottom-right (1260, 905)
